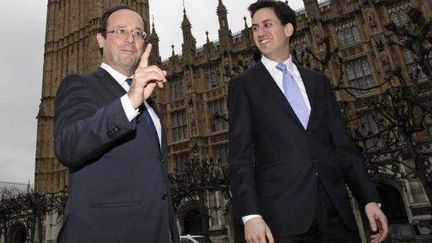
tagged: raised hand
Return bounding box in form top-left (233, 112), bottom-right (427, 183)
top-left (128, 43), bottom-right (167, 109)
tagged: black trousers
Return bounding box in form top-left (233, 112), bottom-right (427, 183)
top-left (275, 178), bottom-right (361, 243)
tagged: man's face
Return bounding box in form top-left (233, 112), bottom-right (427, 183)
top-left (252, 7), bottom-right (293, 63)
top-left (97, 9), bottom-right (145, 75)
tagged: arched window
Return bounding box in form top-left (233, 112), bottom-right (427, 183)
top-left (345, 57), bottom-right (376, 95)
top-left (352, 26), bottom-right (361, 43)
top-left (8, 222), bottom-right (27, 243)
top-left (344, 28), bottom-right (354, 46)
top-left (208, 98), bottom-right (228, 132)
top-left (213, 144), bottom-right (228, 164)
top-left (183, 209), bottom-right (203, 235)
top-left (205, 65), bottom-right (220, 90)
top-left (336, 21), bottom-right (362, 48)
top-left (169, 78), bottom-right (185, 101)
top-left (375, 183), bottom-right (409, 224)
top-left (337, 30), bottom-right (346, 47)
top-left (362, 59), bottom-right (371, 75)
top-left (388, 4), bottom-right (411, 27)
top-left (171, 110), bottom-right (188, 141)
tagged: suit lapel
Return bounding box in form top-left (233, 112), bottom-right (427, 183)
top-left (93, 67), bottom-right (126, 98)
top-left (252, 62), bottom-right (305, 128)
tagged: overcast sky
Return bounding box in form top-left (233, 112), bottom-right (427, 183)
top-left (0, 0), bottom-right (305, 184)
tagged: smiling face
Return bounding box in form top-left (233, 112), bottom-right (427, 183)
top-left (251, 7), bottom-right (293, 63)
top-left (96, 9), bottom-right (145, 76)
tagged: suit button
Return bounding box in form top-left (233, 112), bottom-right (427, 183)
top-left (161, 194), bottom-right (167, 200)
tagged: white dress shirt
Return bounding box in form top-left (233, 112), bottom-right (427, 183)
top-left (100, 63), bottom-right (162, 145)
top-left (260, 55), bottom-right (311, 112)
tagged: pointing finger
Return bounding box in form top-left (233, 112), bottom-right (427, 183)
top-left (138, 43), bottom-right (152, 67)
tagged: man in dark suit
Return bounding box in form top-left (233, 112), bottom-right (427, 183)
top-left (228, 1), bottom-right (388, 242)
top-left (54, 6), bottom-right (179, 243)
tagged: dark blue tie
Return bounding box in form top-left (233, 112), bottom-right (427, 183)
top-left (276, 64), bottom-right (310, 128)
top-left (125, 78), bottom-right (159, 143)
top-left (125, 78), bottom-right (133, 86)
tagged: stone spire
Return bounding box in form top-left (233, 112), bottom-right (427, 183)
top-left (243, 16), bottom-right (248, 29)
top-left (303, 0), bottom-right (321, 21)
top-left (216, 0), bottom-right (232, 51)
top-left (217, 0), bottom-right (229, 31)
top-left (181, 7), bottom-right (196, 63)
top-left (148, 18), bottom-right (161, 64)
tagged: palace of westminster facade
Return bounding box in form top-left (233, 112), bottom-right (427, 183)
top-left (34, 0), bottom-right (431, 242)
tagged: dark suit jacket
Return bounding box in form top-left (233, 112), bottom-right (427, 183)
top-left (228, 61), bottom-right (380, 237)
top-left (54, 68), bottom-right (180, 243)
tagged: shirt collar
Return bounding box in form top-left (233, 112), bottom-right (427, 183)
top-left (260, 55), bottom-right (296, 74)
top-left (100, 63), bottom-right (133, 85)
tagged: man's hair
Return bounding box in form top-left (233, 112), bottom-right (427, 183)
top-left (248, 0), bottom-right (297, 35)
top-left (97, 5), bottom-right (140, 55)
top-left (98, 5), bottom-right (138, 37)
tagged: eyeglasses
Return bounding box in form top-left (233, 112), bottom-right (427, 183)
top-left (105, 28), bottom-right (146, 40)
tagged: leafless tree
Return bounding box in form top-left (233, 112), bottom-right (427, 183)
top-left (169, 157), bottom-right (231, 243)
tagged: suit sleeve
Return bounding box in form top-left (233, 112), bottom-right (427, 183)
top-left (54, 74), bottom-right (136, 169)
top-left (324, 77), bottom-right (380, 206)
top-left (228, 77), bottom-right (260, 219)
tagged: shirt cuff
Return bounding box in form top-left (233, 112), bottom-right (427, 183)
top-left (242, 214), bottom-right (262, 224)
top-left (121, 94), bottom-right (139, 122)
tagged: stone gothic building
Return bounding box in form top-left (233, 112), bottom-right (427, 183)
top-left (35, 0), bottom-right (431, 242)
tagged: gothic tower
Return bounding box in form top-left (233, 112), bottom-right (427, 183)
top-left (35, 0), bottom-right (151, 193)
top-left (216, 0), bottom-right (233, 51)
top-left (148, 21), bottom-right (162, 65)
top-left (181, 8), bottom-right (197, 64)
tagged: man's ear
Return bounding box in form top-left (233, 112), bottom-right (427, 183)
top-left (284, 23), bottom-right (294, 38)
top-left (96, 33), bottom-right (105, 48)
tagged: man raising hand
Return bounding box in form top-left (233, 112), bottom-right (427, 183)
top-left (54, 6), bottom-right (179, 243)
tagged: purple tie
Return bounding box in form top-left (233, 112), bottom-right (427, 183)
top-left (276, 64), bottom-right (309, 129)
